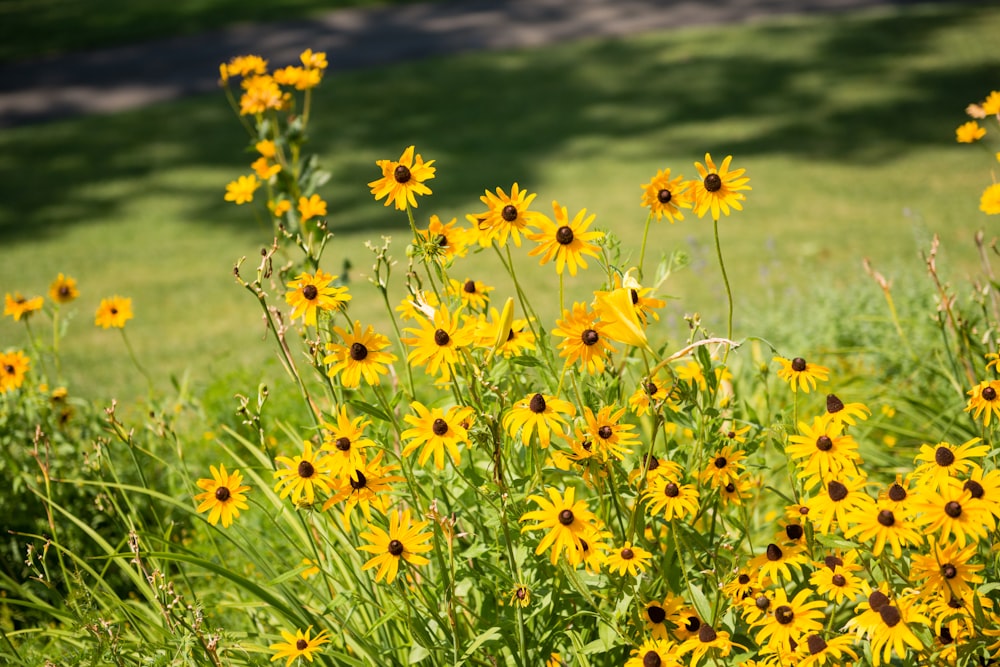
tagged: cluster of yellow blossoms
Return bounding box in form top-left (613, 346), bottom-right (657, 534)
top-left (955, 89), bottom-right (1000, 215)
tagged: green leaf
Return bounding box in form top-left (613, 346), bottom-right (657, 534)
top-left (457, 627), bottom-right (502, 665)
top-left (688, 583), bottom-right (713, 623)
top-left (348, 399), bottom-right (391, 423)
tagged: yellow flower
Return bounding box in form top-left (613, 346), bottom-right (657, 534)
top-left (402, 305), bottom-right (475, 382)
top-left (604, 542), bottom-right (652, 576)
top-left (395, 290), bottom-right (439, 321)
top-left (503, 392), bottom-right (575, 448)
top-left (785, 415), bottom-right (862, 486)
top-left (526, 200), bottom-right (604, 276)
top-left (224, 54), bottom-right (267, 78)
top-left (401, 402), bottom-right (475, 469)
top-left (368, 145), bottom-right (435, 210)
top-left (909, 539), bottom-right (983, 599)
top-left (284, 269), bottom-right (350, 327)
top-left (582, 404), bottom-right (640, 462)
top-left (4, 293), bottom-right (43, 321)
top-left (754, 588), bottom-right (825, 653)
top-left (0, 350), bottom-right (30, 394)
top-left (690, 153), bottom-right (751, 219)
top-left (297, 194), bottom-right (327, 221)
top-left (322, 450), bottom-right (403, 530)
top-left (319, 405), bottom-right (375, 481)
top-left (773, 355), bottom-right (829, 393)
top-left (415, 215), bottom-right (470, 264)
top-left (592, 286), bottom-right (651, 352)
top-left (509, 584), bottom-right (531, 608)
top-left (913, 483), bottom-right (990, 547)
top-left (551, 302), bottom-right (616, 374)
top-left (644, 474), bottom-right (700, 521)
top-left (956, 120), bottom-right (986, 143)
top-left (270, 199), bottom-right (291, 217)
top-left (520, 486), bottom-right (599, 566)
top-left (224, 174), bottom-right (260, 204)
top-left (913, 438), bottom-right (989, 491)
top-left (239, 75), bottom-right (287, 115)
top-left (466, 182), bottom-right (543, 248)
top-left (983, 90), bottom-right (1000, 116)
top-left (300, 48), bottom-right (328, 70)
top-left (48, 274), bottom-right (79, 304)
top-left (472, 306), bottom-right (536, 358)
top-left (94, 295), bottom-right (133, 329)
top-left (273, 441), bottom-right (333, 507)
top-left (796, 634), bottom-right (859, 667)
top-left (358, 507), bottom-right (434, 584)
top-left (251, 156), bottom-right (281, 180)
top-left (269, 626), bottom-right (330, 667)
top-left (255, 139), bottom-right (277, 158)
top-left (965, 379), bottom-right (1000, 426)
top-left (641, 167), bottom-right (693, 223)
top-left (449, 278), bottom-right (493, 310)
top-left (194, 464), bottom-right (250, 528)
top-left (868, 599), bottom-right (929, 667)
top-left (624, 638), bottom-right (682, 667)
top-left (324, 321), bottom-right (397, 388)
top-left (981, 183), bottom-right (1000, 215)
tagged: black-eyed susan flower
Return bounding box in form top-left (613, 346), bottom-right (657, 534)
top-left (368, 145), bottom-right (435, 211)
top-left (472, 306), bottom-right (536, 358)
top-left (358, 507), bottom-right (433, 584)
top-left (323, 321), bottom-right (397, 388)
top-left (552, 302), bottom-right (616, 374)
top-left (323, 451), bottom-right (402, 530)
top-left (240, 75), bottom-right (287, 115)
top-left (402, 305), bottom-right (475, 383)
top-left (320, 406), bottom-right (374, 480)
top-left (624, 638), bottom-right (681, 667)
top-left (913, 438), bottom-right (989, 491)
top-left (808, 552), bottom-right (866, 603)
top-left (583, 405), bottom-right (639, 462)
top-left (690, 153), bottom-right (751, 219)
top-left (592, 286), bottom-right (652, 352)
top-left (641, 167), bottom-right (693, 223)
top-left (503, 392), bottom-right (574, 448)
top-left (956, 120), bottom-right (987, 143)
top-left (415, 215), bottom-right (470, 264)
top-left (786, 415), bottom-right (861, 487)
top-left (48, 274), bottom-right (79, 304)
top-left (845, 500), bottom-right (922, 557)
top-left (466, 183), bottom-right (542, 248)
top-left (273, 441), bottom-right (333, 507)
top-left (722, 569), bottom-right (756, 602)
top-left (508, 584), bottom-right (531, 608)
top-left (627, 375), bottom-right (674, 416)
top-left (604, 542), bottom-right (652, 576)
top-left (699, 444), bottom-right (746, 488)
top-left (719, 476), bottom-right (753, 506)
top-left (805, 475), bottom-right (870, 535)
top-left (643, 594), bottom-right (686, 639)
top-left (797, 634), bottom-right (859, 667)
top-left (94, 295), bottom-right (133, 329)
top-left (269, 626), bottom-right (330, 666)
top-left (285, 269), bottom-right (350, 328)
top-left (224, 174), bottom-right (260, 204)
top-left (519, 486), bottom-right (598, 566)
top-left (0, 351), bottom-right (30, 393)
top-left (4, 293), bottom-right (43, 321)
top-left (526, 201), bottom-right (603, 276)
top-left (869, 599), bottom-right (929, 667)
top-left (297, 194), bottom-right (327, 221)
top-left (574, 524), bottom-right (612, 574)
top-left (644, 475), bottom-right (700, 522)
top-left (981, 183), bottom-right (1000, 215)
top-left (401, 401), bottom-right (474, 470)
top-left (909, 539), bottom-right (983, 599)
top-left (194, 464), bottom-right (250, 528)
top-left (773, 356), bottom-right (829, 393)
top-left (913, 482), bottom-right (990, 547)
top-left (964, 379), bottom-right (1000, 426)
top-left (964, 466), bottom-right (1000, 521)
top-left (449, 278), bottom-right (493, 310)
top-left (747, 542), bottom-right (809, 585)
top-left (678, 624), bottom-right (739, 667)
top-left (754, 588), bottom-right (825, 653)
top-left (824, 392), bottom-right (871, 426)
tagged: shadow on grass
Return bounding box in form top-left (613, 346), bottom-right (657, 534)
top-left (0, 3), bottom-right (996, 248)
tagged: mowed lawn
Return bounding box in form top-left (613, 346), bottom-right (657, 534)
top-left (1, 2), bottom-right (999, 401)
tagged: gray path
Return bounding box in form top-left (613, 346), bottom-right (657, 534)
top-left (0, 0), bottom-right (959, 128)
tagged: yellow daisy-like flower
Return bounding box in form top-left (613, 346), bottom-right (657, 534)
top-left (251, 155), bottom-right (281, 180)
top-left (869, 599), bottom-right (929, 667)
top-left (0, 350), bottom-right (30, 394)
top-left (358, 507), bottom-right (434, 584)
top-left (449, 278), bottom-right (493, 310)
top-left (466, 182), bottom-right (543, 248)
top-left (239, 75), bottom-right (287, 115)
top-left (624, 638), bottom-right (682, 667)
top-left (604, 542), bottom-right (652, 576)
top-left (4, 293), bottom-right (43, 321)
top-left (913, 483), bottom-right (990, 548)
top-left (583, 404), bottom-right (640, 462)
top-left (48, 274), bottom-right (79, 304)
top-left (981, 183), bottom-right (1000, 215)
top-left (297, 194), bottom-right (327, 221)
top-left (401, 401), bottom-right (475, 469)
top-left (508, 584), bottom-right (531, 608)
top-left (526, 201), bottom-right (604, 276)
top-left (223, 54), bottom-right (268, 78)
top-left (503, 392), bottom-right (575, 448)
top-left (785, 415), bottom-right (862, 486)
top-left (699, 444), bottom-right (746, 488)
top-left (273, 441), bottom-right (333, 507)
top-left (368, 145), bottom-right (435, 211)
top-left (964, 379), bottom-right (1000, 426)
top-left (690, 153), bottom-right (751, 219)
top-left (956, 120), bottom-right (987, 143)
top-left (805, 476), bottom-right (871, 535)
top-left (773, 356), bottom-right (830, 393)
top-left (270, 199), bottom-right (291, 218)
top-left (320, 405), bottom-right (374, 481)
top-left (552, 302), bottom-right (616, 374)
top-left (269, 626), bottom-right (330, 667)
top-left (644, 475), bottom-right (700, 522)
top-left (808, 552), bottom-right (866, 604)
top-left (284, 269), bottom-right (351, 327)
top-left (520, 486), bottom-right (598, 566)
top-left (323, 321), bottom-right (397, 388)
top-left (844, 500), bottom-right (923, 558)
top-left (594, 269), bottom-right (666, 326)
top-left (224, 174), bottom-right (260, 204)
top-left (754, 588), bottom-right (825, 653)
top-left (984, 90), bottom-right (1000, 116)
top-left (641, 167), bottom-right (693, 223)
top-left (415, 215), bottom-right (470, 264)
top-left (824, 392), bottom-right (871, 426)
top-left (300, 48), bottom-right (328, 70)
top-left (913, 438), bottom-right (989, 490)
top-left (94, 295), bottom-right (133, 329)
top-left (909, 539), bottom-right (983, 600)
top-left (402, 305), bottom-right (475, 383)
top-left (797, 634), bottom-right (859, 667)
top-left (747, 542), bottom-right (809, 585)
top-left (678, 625), bottom-right (738, 667)
top-left (194, 464), bottom-right (250, 528)
top-left (322, 451), bottom-right (403, 531)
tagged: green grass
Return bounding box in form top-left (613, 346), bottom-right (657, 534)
top-left (0, 0), bottom-right (428, 64)
top-left (2, 2), bottom-right (999, 402)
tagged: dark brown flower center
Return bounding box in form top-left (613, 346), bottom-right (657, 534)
top-left (935, 446), bottom-right (955, 467)
top-left (516, 586), bottom-right (527, 599)
top-left (657, 189), bottom-right (672, 204)
top-left (824, 555), bottom-right (843, 570)
top-left (875, 508), bottom-right (894, 526)
top-left (581, 440), bottom-right (592, 452)
top-left (827, 481), bottom-right (848, 502)
top-left (831, 574), bottom-right (847, 587)
top-left (642, 651), bottom-right (661, 667)
top-left (645, 381), bottom-right (658, 395)
top-left (714, 456), bottom-right (728, 468)
top-left (685, 616), bottom-right (700, 632)
top-left (879, 605), bottom-right (901, 627)
top-left (215, 486), bottom-right (231, 502)
top-left (664, 482), bottom-right (680, 498)
top-left (335, 437), bottom-right (351, 451)
top-left (940, 627), bottom-right (954, 645)
top-left (942, 563), bottom-right (958, 579)
top-left (766, 543), bottom-right (782, 561)
top-left (984, 386), bottom-right (997, 401)
top-left (436, 234), bottom-right (448, 246)
top-left (630, 289), bottom-right (639, 304)
top-left (724, 482), bottom-right (736, 493)
top-left (298, 460), bottom-right (315, 478)
top-left (646, 604), bottom-right (666, 624)
top-left (698, 625), bottom-right (717, 643)
top-left (964, 480), bottom-right (985, 499)
top-left (948, 596), bottom-right (963, 609)
top-left (620, 548), bottom-right (634, 560)
top-left (296, 639), bottom-right (309, 650)
top-left (581, 329), bottom-right (599, 346)
top-left (388, 539), bottom-right (404, 556)
top-left (350, 470), bottom-right (367, 489)
top-left (58, 285), bottom-right (70, 297)
top-left (529, 393), bottom-right (547, 413)
top-left (393, 165), bottom-right (411, 183)
top-left (598, 426), bottom-right (613, 440)
top-left (786, 524), bottom-right (804, 540)
top-left (110, 307), bottom-right (118, 315)
top-left (432, 418), bottom-right (449, 436)
top-left (826, 394), bottom-right (844, 413)
top-left (806, 635), bottom-right (827, 655)
top-left (501, 204), bottom-right (518, 222)
top-left (507, 328), bottom-right (516, 341)
top-left (350, 342), bottom-right (368, 361)
top-left (645, 455), bottom-right (659, 471)
top-left (888, 483), bottom-right (907, 502)
top-left (3, 364), bottom-right (13, 375)
top-left (791, 357), bottom-right (807, 372)
top-left (434, 328), bottom-right (450, 346)
top-left (463, 279), bottom-right (477, 293)
top-left (755, 595), bottom-right (770, 610)
top-left (558, 509), bottom-right (575, 526)
top-left (555, 226), bottom-right (574, 245)
top-left (816, 435), bottom-right (833, 451)
top-left (945, 500), bottom-right (962, 518)
top-left (738, 574), bottom-right (751, 584)
top-left (302, 284), bottom-right (319, 300)
top-left (774, 605), bottom-right (794, 625)
top-left (703, 173), bottom-right (722, 193)
top-left (869, 591), bottom-right (889, 611)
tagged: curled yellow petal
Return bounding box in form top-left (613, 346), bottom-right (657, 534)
top-left (595, 288), bottom-right (652, 353)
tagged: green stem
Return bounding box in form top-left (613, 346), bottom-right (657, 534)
top-left (120, 328), bottom-right (154, 396)
top-left (712, 215), bottom-right (734, 363)
top-left (638, 211), bottom-right (654, 281)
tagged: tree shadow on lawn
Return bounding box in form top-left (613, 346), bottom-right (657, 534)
top-left (0, 2), bottom-right (995, 248)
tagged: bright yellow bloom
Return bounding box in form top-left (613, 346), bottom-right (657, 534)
top-left (48, 274), bottom-right (79, 304)
top-left (273, 441), bottom-right (333, 507)
top-left (690, 153), bottom-right (751, 219)
top-left (808, 552), bottom-right (865, 604)
top-left (358, 507), bottom-right (433, 584)
top-left (983, 90), bottom-right (1000, 116)
top-left (869, 599), bottom-right (929, 667)
top-left (255, 139), bottom-right (277, 158)
top-left (509, 584), bottom-right (531, 608)
top-left (773, 355), bottom-right (829, 393)
top-left (323, 321), bottom-right (397, 388)
top-left (909, 539), bottom-right (983, 599)
top-left (805, 476), bottom-right (871, 535)
top-left (297, 194), bottom-right (327, 221)
top-left (269, 626), bottom-right (330, 666)
top-left (552, 302), bottom-right (616, 374)
top-left (956, 120), bottom-right (986, 143)
top-left (368, 145), bottom-right (435, 210)
top-left (466, 182), bottom-right (543, 248)
top-left (678, 625), bottom-right (738, 667)
top-left (582, 404), bottom-right (640, 462)
top-left (472, 306), bottom-right (536, 358)
top-left (520, 486), bottom-right (599, 566)
top-left (270, 199), bottom-right (291, 217)
top-left (94, 295), bottom-right (133, 329)
top-left (747, 542), bottom-right (809, 584)
top-left (624, 638), bottom-right (682, 667)
top-left (322, 451), bottom-right (403, 530)
top-left (0, 350), bottom-right (30, 393)
top-left (503, 392), bottom-right (575, 448)
top-left (604, 542), bottom-right (652, 576)
top-left (224, 174), bottom-right (260, 204)
top-left (981, 183), bottom-right (1000, 215)
top-left (644, 475), bottom-right (700, 521)
top-left (194, 464), bottom-right (250, 528)
top-left (401, 401), bottom-right (475, 469)
top-left (594, 269), bottom-right (666, 325)
top-left (449, 278), bottom-right (493, 310)
top-left (628, 375), bottom-right (674, 416)
top-left (239, 75), bottom-right (287, 115)
top-left (785, 415), bottom-right (861, 486)
top-left (844, 500), bottom-right (922, 557)
top-left (965, 379), bottom-right (1000, 426)
top-left (224, 54), bottom-right (267, 78)
top-left (285, 269), bottom-right (350, 327)
top-left (592, 286), bottom-right (651, 351)
top-left (913, 483), bottom-right (990, 547)
top-left (526, 201), bottom-right (603, 276)
top-left (4, 293), bottom-right (43, 321)
top-left (415, 215), bottom-right (470, 264)
top-left (796, 634), bottom-right (859, 667)
top-left (402, 305), bottom-right (475, 382)
top-left (641, 167), bottom-right (693, 223)
top-left (913, 438), bottom-right (989, 491)
top-left (251, 156), bottom-right (281, 180)
top-left (754, 588), bottom-right (825, 653)
top-left (824, 392), bottom-right (871, 426)
top-left (300, 48), bottom-right (328, 70)
top-left (319, 405), bottom-right (375, 480)
top-left (699, 444), bottom-right (746, 488)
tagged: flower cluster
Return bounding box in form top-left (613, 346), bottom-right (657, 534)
top-left (956, 88), bottom-right (1000, 214)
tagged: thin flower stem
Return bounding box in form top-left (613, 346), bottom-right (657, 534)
top-left (559, 272), bottom-right (565, 316)
top-left (495, 244), bottom-right (543, 345)
top-left (120, 328), bottom-right (154, 396)
top-left (712, 215), bottom-right (734, 363)
top-left (637, 211), bottom-right (654, 281)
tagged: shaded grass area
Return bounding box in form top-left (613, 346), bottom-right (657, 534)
top-left (0, 0), bottom-right (428, 64)
top-left (1, 2), bottom-right (998, 402)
